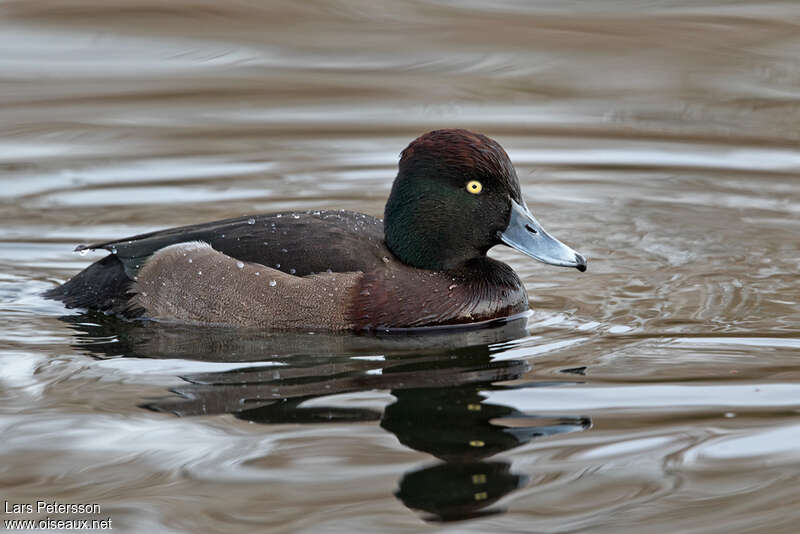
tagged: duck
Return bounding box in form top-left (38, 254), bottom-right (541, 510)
top-left (45, 129), bottom-right (586, 331)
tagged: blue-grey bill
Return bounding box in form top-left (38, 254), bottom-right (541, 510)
top-left (499, 200), bottom-right (587, 272)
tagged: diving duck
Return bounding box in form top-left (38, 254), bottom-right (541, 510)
top-left (45, 129), bottom-right (586, 330)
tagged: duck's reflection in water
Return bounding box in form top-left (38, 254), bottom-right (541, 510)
top-left (63, 313), bottom-right (591, 522)
top-left (385, 385), bottom-right (589, 521)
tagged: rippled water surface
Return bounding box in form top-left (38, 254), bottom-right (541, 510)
top-left (2, 1), bottom-right (800, 532)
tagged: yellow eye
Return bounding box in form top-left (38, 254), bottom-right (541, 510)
top-left (466, 180), bottom-right (483, 194)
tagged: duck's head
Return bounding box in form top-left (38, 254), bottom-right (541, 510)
top-left (384, 129), bottom-right (587, 272)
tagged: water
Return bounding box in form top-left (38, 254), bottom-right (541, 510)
top-left (1, 1), bottom-right (799, 532)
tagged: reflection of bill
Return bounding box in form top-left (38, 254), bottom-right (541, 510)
top-left (384, 385), bottom-right (590, 522)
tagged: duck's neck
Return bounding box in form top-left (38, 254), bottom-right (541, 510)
top-left (383, 214), bottom-right (482, 271)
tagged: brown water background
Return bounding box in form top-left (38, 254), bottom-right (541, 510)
top-left (1, 1), bottom-right (799, 532)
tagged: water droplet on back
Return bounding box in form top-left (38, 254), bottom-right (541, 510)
top-left (269, 280), bottom-right (277, 287)
top-left (247, 217), bottom-right (255, 225)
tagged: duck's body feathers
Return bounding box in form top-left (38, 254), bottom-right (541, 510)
top-left (46, 210), bottom-right (388, 315)
top-left (82, 210), bottom-right (389, 278)
top-left (47, 211), bottom-right (529, 330)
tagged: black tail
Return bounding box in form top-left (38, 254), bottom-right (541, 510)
top-left (43, 254), bottom-right (132, 312)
